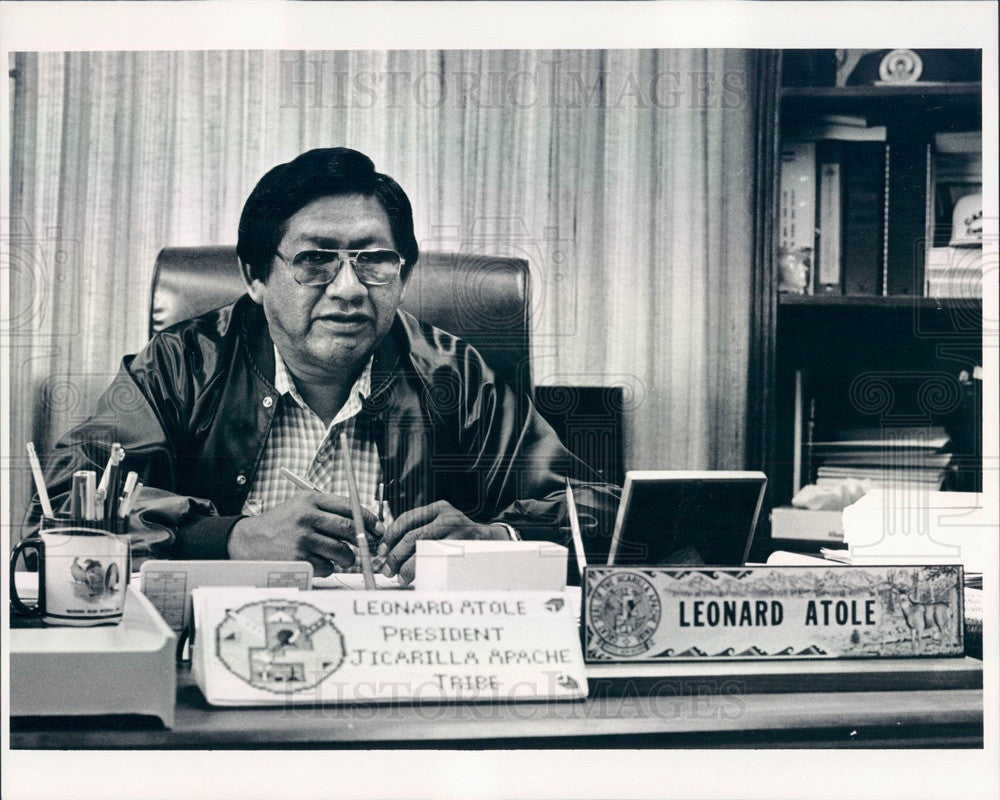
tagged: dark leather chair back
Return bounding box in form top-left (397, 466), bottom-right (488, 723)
top-left (150, 247), bottom-right (532, 393)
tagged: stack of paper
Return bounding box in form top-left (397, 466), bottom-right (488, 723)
top-left (813, 426), bottom-right (953, 490)
top-left (925, 246), bottom-right (983, 299)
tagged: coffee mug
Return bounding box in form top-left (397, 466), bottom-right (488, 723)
top-left (10, 517), bottom-right (131, 626)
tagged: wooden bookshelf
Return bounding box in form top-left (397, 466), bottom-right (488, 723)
top-left (756, 50), bottom-right (984, 559)
top-left (778, 294), bottom-right (983, 311)
top-left (781, 83), bottom-right (982, 98)
top-left (780, 84), bottom-right (982, 131)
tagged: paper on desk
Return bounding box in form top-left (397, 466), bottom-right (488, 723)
top-left (314, 541), bottom-right (569, 591)
top-left (414, 540), bottom-right (567, 591)
top-left (842, 489), bottom-right (987, 572)
top-left (312, 571), bottom-right (403, 590)
top-left (765, 550), bottom-right (835, 566)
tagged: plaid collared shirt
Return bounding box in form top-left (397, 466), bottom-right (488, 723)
top-left (242, 347), bottom-right (389, 569)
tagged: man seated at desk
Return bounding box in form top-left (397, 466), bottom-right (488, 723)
top-left (29, 147), bottom-right (618, 584)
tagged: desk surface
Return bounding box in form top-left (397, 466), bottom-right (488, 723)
top-left (10, 573), bottom-right (985, 749)
top-left (11, 666), bottom-right (983, 749)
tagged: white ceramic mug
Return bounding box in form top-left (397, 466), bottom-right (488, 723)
top-left (10, 518), bottom-right (130, 626)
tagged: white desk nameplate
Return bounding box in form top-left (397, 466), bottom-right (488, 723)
top-left (191, 587), bottom-right (587, 706)
top-left (583, 565), bottom-right (964, 662)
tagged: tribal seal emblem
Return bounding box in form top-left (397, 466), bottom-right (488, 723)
top-left (216, 600), bottom-right (345, 694)
top-left (588, 572), bottom-right (662, 657)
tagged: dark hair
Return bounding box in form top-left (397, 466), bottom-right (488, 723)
top-left (237, 147), bottom-right (419, 283)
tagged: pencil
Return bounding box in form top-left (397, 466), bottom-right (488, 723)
top-left (84, 470), bottom-right (97, 520)
top-left (97, 442), bottom-right (122, 498)
top-left (26, 442), bottom-right (55, 518)
top-left (339, 431), bottom-right (376, 590)
top-left (121, 471), bottom-right (139, 500)
top-left (279, 467), bottom-right (319, 492)
top-left (118, 481), bottom-right (144, 518)
top-left (107, 457), bottom-right (122, 521)
top-left (71, 471), bottom-right (87, 519)
top-left (565, 477), bottom-right (587, 580)
top-left (117, 472), bottom-right (139, 517)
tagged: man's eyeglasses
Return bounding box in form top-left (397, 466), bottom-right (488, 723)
top-left (274, 248), bottom-right (405, 287)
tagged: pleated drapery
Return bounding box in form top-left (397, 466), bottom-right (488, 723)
top-left (8, 49), bottom-right (759, 522)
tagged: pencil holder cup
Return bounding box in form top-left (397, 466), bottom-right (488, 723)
top-left (10, 516), bottom-right (131, 626)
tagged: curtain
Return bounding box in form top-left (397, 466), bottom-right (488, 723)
top-left (8, 49), bottom-right (759, 523)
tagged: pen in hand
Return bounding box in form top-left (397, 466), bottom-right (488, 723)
top-left (279, 467), bottom-right (320, 492)
top-left (339, 432), bottom-right (377, 590)
top-left (373, 482), bottom-right (387, 573)
top-left (280, 464), bottom-right (381, 581)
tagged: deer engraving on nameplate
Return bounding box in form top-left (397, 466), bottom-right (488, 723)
top-left (883, 568), bottom-right (960, 651)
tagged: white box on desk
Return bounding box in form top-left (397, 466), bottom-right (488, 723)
top-left (10, 580), bottom-right (177, 727)
top-left (414, 539), bottom-right (567, 591)
top-left (843, 489), bottom-right (986, 572)
top-left (770, 507), bottom-right (845, 542)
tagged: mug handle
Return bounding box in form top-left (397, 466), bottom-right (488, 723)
top-left (9, 539), bottom-right (44, 616)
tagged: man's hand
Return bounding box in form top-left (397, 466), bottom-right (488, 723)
top-left (378, 500), bottom-right (509, 586)
top-left (228, 491), bottom-right (381, 577)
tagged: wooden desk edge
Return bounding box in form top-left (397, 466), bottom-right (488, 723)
top-left (11, 688), bottom-right (983, 749)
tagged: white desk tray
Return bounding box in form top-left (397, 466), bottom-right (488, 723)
top-left (10, 579), bottom-right (177, 728)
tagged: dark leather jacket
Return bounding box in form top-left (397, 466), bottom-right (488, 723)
top-left (32, 295), bottom-right (619, 562)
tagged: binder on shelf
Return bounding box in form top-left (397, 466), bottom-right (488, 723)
top-left (885, 139), bottom-right (932, 295)
top-left (805, 396), bottom-right (816, 490)
top-left (841, 142), bottom-right (886, 295)
top-left (816, 160), bottom-right (843, 293)
top-left (814, 426), bottom-right (950, 450)
top-left (811, 141), bottom-right (886, 295)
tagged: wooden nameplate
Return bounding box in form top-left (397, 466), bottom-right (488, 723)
top-left (583, 565), bottom-right (964, 662)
